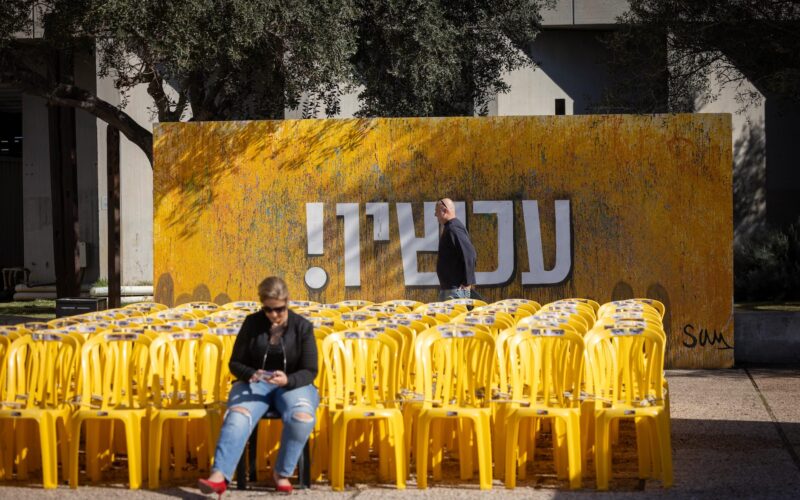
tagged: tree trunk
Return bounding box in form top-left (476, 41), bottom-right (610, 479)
top-left (48, 49), bottom-right (81, 299)
top-left (107, 126), bottom-right (121, 308)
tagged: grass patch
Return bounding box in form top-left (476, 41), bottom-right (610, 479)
top-left (0, 300), bottom-right (56, 319)
top-left (735, 302), bottom-right (800, 312)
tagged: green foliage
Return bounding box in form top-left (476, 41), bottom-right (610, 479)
top-left (605, 0), bottom-right (800, 113)
top-left (43, 0), bottom-right (359, 121)
top-left (2, 0), bottom-right (552, 156)
top-left (0, 0), bottom-right (32, 45)
top-left (735, 218), bottom-right (800, 302)
top-left (92, 278), bottom-right (108, 288)
top-left (353, 0), bottom-right (550, 117)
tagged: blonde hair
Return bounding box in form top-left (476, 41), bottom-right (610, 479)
top-left (257, 276), bottom-right (289, 302)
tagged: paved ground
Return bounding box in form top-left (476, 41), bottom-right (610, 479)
top-left (2, 368), bottom-right (800, 499)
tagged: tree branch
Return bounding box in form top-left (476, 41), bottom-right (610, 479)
top-left (1, 49), bottom-right (153, 166)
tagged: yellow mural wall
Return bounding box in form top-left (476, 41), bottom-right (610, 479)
top-left (153, 115), bottom-right (733, 368)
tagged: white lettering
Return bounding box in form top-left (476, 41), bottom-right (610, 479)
top-left (336, 203), bottom-right (361, 287)
top-left (474, 200), bottom-right (514, 285)
top-left (521, 200), bottom-right (571, 285)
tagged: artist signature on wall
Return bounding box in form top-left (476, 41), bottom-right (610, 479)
top-left (682, 324), bottom-right (733, 350)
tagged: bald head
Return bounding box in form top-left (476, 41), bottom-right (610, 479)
top-left (435, 197), bottom-right (457, 224)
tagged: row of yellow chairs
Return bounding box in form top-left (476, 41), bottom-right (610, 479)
top-left (0, 296), bottom-right (670, 491)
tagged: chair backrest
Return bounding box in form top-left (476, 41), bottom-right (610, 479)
top-left (415, 324), bottom-right (495, 409)
top-left (124, 301), bottom-right (169, 313)
top-left (584, 324), bottom-right (665, 408)
top-left (444, 297), bottom-right (489, 308)
top-left (339, 311), bottom-right (378, 328)
top-left (520, 312), bottom-right (589, 335)
top-left (506, 325), bottom-right (584, 408)
top-left (492, 298), bottom-right (542, 315)
top-left (149, 332), bottom-right (223, 408)
top-left (457, 311), bottom-right (515, 331)
top-left (1, 331), bottom-right (80, 410)
top-left (597, 299), bottom-right (662, 320)
top-left (323, 329), bottom-right (400, 410)
top-left (77, 331), bottom-right (152, 411)
top-left (382, 299), bottom-right (424, 310)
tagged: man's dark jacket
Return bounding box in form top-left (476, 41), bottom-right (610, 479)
top-left (436, 217), bottom-right (477, 288)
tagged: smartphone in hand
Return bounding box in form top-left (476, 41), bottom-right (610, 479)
top-left (260, 371), bottom-right (275, 382)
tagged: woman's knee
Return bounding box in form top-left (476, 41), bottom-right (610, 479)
top-left (285, 397), bottom-right (317, 428)
top-left (224, 406), bottom-right (253, 430)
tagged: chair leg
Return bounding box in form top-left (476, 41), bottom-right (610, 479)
top-left (504, 414), bottom-right (521, 489)
top-left (297, 439), bottom-right (311, 489)
top-left (148, 416), bottom-right (163, 489)
top-left (474, 413), bottom-right (493, 490)
top-left (390, 412), bottom-right (406, 489)
top-left (39, 414), bottom-right (58, 489)
top-left (235, 443), bottom-right (248, 490)
top-left (566, 412), bottom-right (582, 490)
top-left (457, 418), bottom-right (473, 480)
top-left (329, 413), bottom-right (348, 491)
top-left (415, 415), bottom-right (432, 489)
top-left (68, 417), bottom-right (83, 488)
top-left (124, 417), bottom-right (143, 489)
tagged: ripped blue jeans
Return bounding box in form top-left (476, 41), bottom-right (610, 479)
top-left (211, 380), bottom-right (319, 481)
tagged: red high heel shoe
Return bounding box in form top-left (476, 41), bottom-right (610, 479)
top-left (198, 477), bottom-right (228, 499)
top-left (274, 474), bottom-right (293, 494)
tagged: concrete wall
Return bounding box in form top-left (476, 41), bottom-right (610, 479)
top-left (493, 29), bottom-right (613, 116)
top-left (94, 64), bottom-right (154, 286)
top-left (74, 50), bottom-right (100, 284)
top-left (21, 94), bottom-right (54, 285)
top-left (21, 49), bottom-right (101, 286)
top-left (541, 0), bottom-right (628, 27)
top-left (696, 68), bottom-right (766, 243)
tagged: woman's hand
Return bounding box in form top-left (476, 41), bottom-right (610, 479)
top-left (267, 370), bottom-right (288, 387)
top-left (250, 369), bottom-right (269, 383)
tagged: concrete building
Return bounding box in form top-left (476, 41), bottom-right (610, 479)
top-left (0, 0), bottom-right (791, 295)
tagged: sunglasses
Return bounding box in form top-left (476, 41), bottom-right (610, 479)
top-left (262, 305), bottom-right (288, 314)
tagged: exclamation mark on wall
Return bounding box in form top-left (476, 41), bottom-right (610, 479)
top-left (305, 202), bottom-right (328, 289)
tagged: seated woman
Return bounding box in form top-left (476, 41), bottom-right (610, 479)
top-left (199, 276), bottom-right (319, 497)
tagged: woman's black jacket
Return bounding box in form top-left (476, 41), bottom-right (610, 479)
top-left (228, 309), bottom-right (318, 390)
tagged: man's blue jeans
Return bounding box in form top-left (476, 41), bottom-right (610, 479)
top-left (438, 287), bottom-right (471, 301)
top-left (211, 380), bottom-right (319, 481)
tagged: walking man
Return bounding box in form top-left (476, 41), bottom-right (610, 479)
top-left (435, 198), bottom-right (477, 301)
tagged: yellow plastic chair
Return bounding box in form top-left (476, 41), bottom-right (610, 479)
top-left (288, 300), bottom-right (321, 308)
top-left (525, 311), bottom-right (590, 335)
top-left (0, 331), bottom-right (80, 488)
top-left (492, 298), bottom-right (542, 314)
top-left (456, 311), bottom-right (514, 332)
top-left (334, 299), bottom-right (374, 312)
top-left (324, 329), bottom-right (406, 490)
top-left (1, 325), bottom-right (28, 338)
top-left (23, 322), bottom-right (50, 332)
top-left (220, 300), bottom-right (260, 312)
top-left (47, 317), bottom-right (81, 329)
top-left (414, 324), bottom-right (495, 490)
top-left (503, 325), bottom-right (585, 489)
top-left (124, 302), bottom-right (168, 313)
top-left (540, 303), bottom-right (596, 327)
top-left (443, 297), bottom-right (488, 309)
top-left (68, 332), bottom-right (152, 489)
top-left (306, 316), bottom-right (348, 332)
top-left (147, 332), bottom-right (224, 488)
top-left (597, 300), bottom-right (661, 320)
top-left (339, 311), bottom-right (377, 328)
top-left (585, 324), bottom-right (672, 490)
top-left (382, 299), bottom-right (424, 310)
